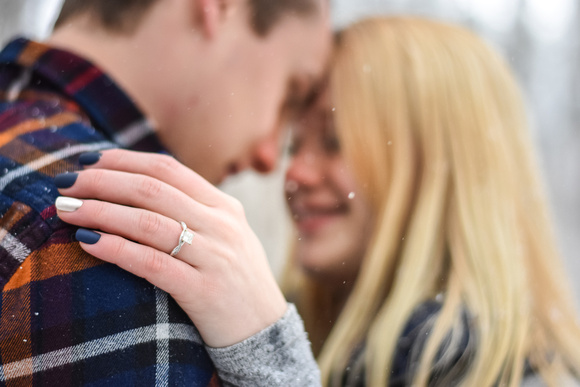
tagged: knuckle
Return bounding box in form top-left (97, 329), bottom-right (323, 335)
top-left (141, 249), bottom-right (166, 276)
top-left (136, 177), bottom-right (163, 200)
top-left (156, 154), bottom-right (180, 173)
top-left (222, 249), bottom-right (238, 265)
top-left (137, 211), bottom-right (163, 237)
top-left (218, 217), bottom-right (245, 243)
top-left (225, 196), bottom-right (245, 216)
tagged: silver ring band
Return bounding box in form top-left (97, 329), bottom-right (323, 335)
top-left (170, 221), bottom-right (194, 256)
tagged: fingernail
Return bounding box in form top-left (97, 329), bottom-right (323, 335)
top-left (75, 229), bottom-right (101, 244)
top-left (54, 173), bottom-right (78, 189)
top-left (55, 196), bottom-right (83, 212)
top-left (79, 152), bottom-right (102, 166)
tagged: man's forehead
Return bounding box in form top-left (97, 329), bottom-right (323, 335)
top-left (270, 1), bottom-right (332, 59)
top-left (263, 1), bottom-right (332, 105)
top-left (289, 20), bottom-right (332, 87)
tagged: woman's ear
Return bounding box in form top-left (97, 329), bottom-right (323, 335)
top-left (195, 0), bottom-right (235, 38)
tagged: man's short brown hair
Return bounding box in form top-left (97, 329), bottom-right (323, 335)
top-left (248, 0), bottom-right (319, 36)
top-left (54, 0), bottom-right (320, 36)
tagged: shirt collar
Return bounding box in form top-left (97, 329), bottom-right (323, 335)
top-left (0, 37), bottom-right (168, 154)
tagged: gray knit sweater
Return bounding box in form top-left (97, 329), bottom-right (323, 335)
top-left (206, 304), bottom-right (321, 386)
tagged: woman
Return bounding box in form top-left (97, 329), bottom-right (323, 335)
top-left (282, 17), bottom-right (580, 386)
top-left (55, 16), bottom-right (580, 386)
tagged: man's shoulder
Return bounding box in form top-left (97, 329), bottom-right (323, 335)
top-left (0, 93), bottom-right (116, 298)
top-left (0, 98), bottom-right (215, 383)
top-left (0, 43), bottom-right (212, 386)
top-left (0, 101), bottom-right (215, 386)
top-left (0, 92), bottom-right (115, 261)
top-left (0, 94), bottom-right (115, 207)
top-left (0, 91), bottom-right (110, 150)
top-left (0, 244), bottom-right (215, 385)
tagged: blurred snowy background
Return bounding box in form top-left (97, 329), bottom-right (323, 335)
top-left (2, 0), bottom-right (578, 301)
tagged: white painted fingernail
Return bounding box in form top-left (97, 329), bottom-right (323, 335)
top-left (55, 196), bottom-right (83, 212)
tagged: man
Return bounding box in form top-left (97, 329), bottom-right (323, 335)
top-left (0, 0), bottom-right (331, 385)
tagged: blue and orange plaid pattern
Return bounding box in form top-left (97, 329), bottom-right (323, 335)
top-left (0, 38), bottom-right (219, 386)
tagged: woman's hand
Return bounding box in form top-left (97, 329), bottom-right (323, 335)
top-left (54, 149), bottom-right (287, 348)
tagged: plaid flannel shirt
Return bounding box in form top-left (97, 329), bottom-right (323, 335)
top-left (0, 38), bottom-right (220, 386)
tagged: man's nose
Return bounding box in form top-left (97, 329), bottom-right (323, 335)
top-left (251, 132), bottom-right (281, 174)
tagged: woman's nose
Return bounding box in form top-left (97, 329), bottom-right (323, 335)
top-left (285, 150), bottom-right (324, 189)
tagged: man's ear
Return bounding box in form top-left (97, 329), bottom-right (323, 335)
top-left (195, 0), bottom-right (236, 38)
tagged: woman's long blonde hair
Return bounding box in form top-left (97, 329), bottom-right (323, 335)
top-left (283, 16), bottom-right (580, 386)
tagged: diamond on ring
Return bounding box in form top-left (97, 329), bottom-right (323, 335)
top-left (182, 229), bottom-right (194, 244)
top-left (170, 221), bottom-right (194, 256)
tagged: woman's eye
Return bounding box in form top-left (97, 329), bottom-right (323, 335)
top-left (287, 140), bottom-right (300, 156)
top-left (281, 97), bottom-right (303, 121)
top-left (324, 136), bottom-right (340, 153)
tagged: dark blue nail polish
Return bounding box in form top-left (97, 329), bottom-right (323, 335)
top-left (54, 173), bottom-right (78, 188)
top-left (75, 229), bottom-right (101, 244)
top-left (79, 152), bottom-right (102, 166)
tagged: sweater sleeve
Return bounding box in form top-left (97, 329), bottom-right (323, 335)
top-left (206, 303), bottom-right (321, 387)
